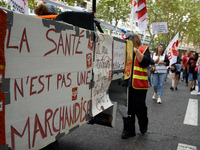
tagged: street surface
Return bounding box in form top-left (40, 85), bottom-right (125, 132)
top-left (57, 73), bottom-right (200, 150)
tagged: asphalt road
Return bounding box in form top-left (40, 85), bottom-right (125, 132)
top-left (55, 73), bottom-right (200, 150)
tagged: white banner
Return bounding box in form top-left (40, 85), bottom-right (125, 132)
top-left (92, 34), bottom-right (113, 116)
top-left (166, 33), bottom-right (179, 65)
top-left (152, 22), bottom-right (168, 34)
top-left (8, 0), bottom-right (29, 14)
top-left (4, 12), bottom-right (92, 150)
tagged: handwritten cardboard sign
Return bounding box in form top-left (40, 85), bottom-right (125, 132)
top-left (4, 12), bottom-right (92, 150)
top-left (92, 34), bottom-right (113, 117)
top-left (152, 22), bottom-right (168, 34)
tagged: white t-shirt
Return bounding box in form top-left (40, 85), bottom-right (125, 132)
top-left (152, 53), bottom-right (167, 73)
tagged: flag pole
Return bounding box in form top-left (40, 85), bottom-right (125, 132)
top-left (130, 14), bottom-right (133, 32)
top-left (92, 0), bottom-right (96, 17)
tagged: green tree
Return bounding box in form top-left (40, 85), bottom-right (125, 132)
top-left (0, 0), bottom-right (11, 9)
top-left (62, 0), bottom-right (85, 6)
top-left (0, 0), bottom-right (7, 7)
top-left (96, 0), bottom-right (130, 34)
top-left (146, 0), bottom-right (200, 48)
top-left (28, 0), bottom-right (38, 10)
top-left (0, 0), bottom-right (37, 10)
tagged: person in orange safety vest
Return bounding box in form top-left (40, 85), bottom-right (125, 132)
top-left (121, 34), bottom-right (150, 139)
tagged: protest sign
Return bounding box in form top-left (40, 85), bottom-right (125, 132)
top-left (2, 12), bottom-right (92, 150)
top-left (8, 0), bottom-right (29, 14)
top-left (92, 34), bottom-right (113, 116)
top-left (152, 22), bottom-right (168, 34)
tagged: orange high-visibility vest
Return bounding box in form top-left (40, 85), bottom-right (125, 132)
top-left (132, 46), bottom-right (149, 89)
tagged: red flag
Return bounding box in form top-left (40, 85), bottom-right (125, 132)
top-left (122, 34), bottom-right (126, 40)
top-left (166, 33), bottom-right (179, 65)
top-left (132, 0), bottom-right (148, 31)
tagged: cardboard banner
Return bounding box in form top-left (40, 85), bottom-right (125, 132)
top-left (3, 12), bottom-right (93, 150)
top-left (8, 0), bottom-right (29, 14)
top-left (152, 22), bottom-right (168, 34)
top-left (113, 38), bottom-right (126, 72)
top-left (124, 40), bottom-right (133, 80)
top-left (92, 34), bottom-right (113, 116)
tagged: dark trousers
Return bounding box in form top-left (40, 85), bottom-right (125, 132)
top-left (183, 68), bottom-right (189, 84)
top-left (128, 87), bottom-right (148, 133)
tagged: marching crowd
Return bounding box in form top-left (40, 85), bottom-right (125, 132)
top-left (120, 35), bottom-right (200, 139)
top-left (148, 48), bottom-right (200, 104)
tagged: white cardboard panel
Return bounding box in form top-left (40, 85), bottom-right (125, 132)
top-left (5, 13), bottom-right (92, 78)
top-left (113, 39), bottom-right (126, 71)
top-left (4, 12), bottom-right (93, 150)
top-left (92, 34), bottom-right (113, 116)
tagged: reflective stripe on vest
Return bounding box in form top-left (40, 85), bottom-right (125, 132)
top-left (132, 46), bottom-right (148, 89)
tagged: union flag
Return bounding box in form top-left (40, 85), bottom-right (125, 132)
top-left (131, 0), bottom-right (148, 31)
top-left (166, 33), bottom-right (179, 65)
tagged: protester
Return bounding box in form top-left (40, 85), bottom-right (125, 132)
top-left (196, 57), bottom-right (200, 95)
top-left (165, 50), bottom-right (169, 83)
top-left (147, 51), bottom-right (154, 86)
top-left (152, 44), bottom-right (169, 104)
top-left (34, 3), bottom-right (58, 20)
top-left (170, 50), bottom-right (182, 90)
top-left (182, 50), bottom-right (192, 86)
top-left (121, 34), bottom-right (150, 139)
top-left (188, 52), bottom-right (198, 91)
top-left (147, 64), bottom-right (151, 86)
top-left (181, 51), bottom-right (185, 81)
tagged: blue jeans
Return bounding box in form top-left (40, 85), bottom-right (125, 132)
top-left (198, 73), bottom-right (200, 92)
top-left (189, 73), bottom-right (194, 81)
top-left (183, 68), bottom-right (188, 84)
top-left (152, 73), bottom-right (166, 97)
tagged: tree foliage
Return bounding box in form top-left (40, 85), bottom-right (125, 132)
top-left (61, 0), bottom-right (89, 6)
top-left (96, 0), bottom-right (130, 28)
top-left (146, 0), bottom-right (200, 48)
top-left (28, 0), bottom-right (38, 10)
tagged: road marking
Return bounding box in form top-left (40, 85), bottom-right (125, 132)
top-left (183, 99), bottom-right (198, 126)
top-left (177, 143), bottom-right (197, 150)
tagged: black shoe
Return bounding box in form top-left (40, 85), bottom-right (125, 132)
top-left (121, 117), bottom-right (136, 139)
top-left (121, 131), bottom-right (136, 139)
top-left (141, 127), bottom-right (148, 135)
top-left (192, 87), bottom-right (195, 90)
top-left (175, 87), bottom-right (178, 90)
top-left (170, 86), bottom-right (174, 91)
top-left (190, 88), bottom-right (193, 91)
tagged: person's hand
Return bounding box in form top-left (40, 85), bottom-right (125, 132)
top-left (175, 64), bottom-right (177, 66)
top-left (155, 57), bottom-right (160, 63)
top-left (158, 61), bottom-right (163, 64)
top-left (133, 47), bottom-right (138, 53)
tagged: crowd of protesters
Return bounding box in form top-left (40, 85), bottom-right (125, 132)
top-left (148, 49), bottom-right (200, 104)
